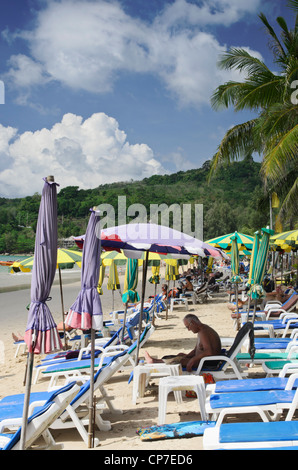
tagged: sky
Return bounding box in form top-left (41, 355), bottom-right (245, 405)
top-left (0, 0), bottom-right (294, 198)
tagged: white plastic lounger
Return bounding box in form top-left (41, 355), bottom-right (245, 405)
top-left (203, 420), bottom-right (298, 450)
top-left (0, 338), bottom-right (155, 447)
top-left (205, 373), bottom-right (298, 422)
top-left (33, 327), bottom-right (124, 384)
top-left (44, 325), bottom-right (154, 389)
top-left (0, 381), bottom-right (79, 450)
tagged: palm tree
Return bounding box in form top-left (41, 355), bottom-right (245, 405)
top-left (209, 1), bottom-right (298, 221)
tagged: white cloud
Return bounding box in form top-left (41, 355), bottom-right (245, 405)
top-left (4, 0), bottom-right (263, 107)
top-left (0, 112), bottom-right (166, 198)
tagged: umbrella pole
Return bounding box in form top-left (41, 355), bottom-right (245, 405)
top-left (88, 327), bottom-right (95, 448)
top-left (135, 250), bottom-right (149, 366)
top-left (58, 267), bottom-right (67, 350)
top-left (235, 283), bottom-right (239, 330)
top-left (121, 302), bottom-right (128, 343)
top-left (20, 345), bottom-right (35, 450)
top-left (152, 283), bottom-right (157, 326)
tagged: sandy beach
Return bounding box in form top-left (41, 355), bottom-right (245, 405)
top-left (0, 265), bottom-right (257, 452)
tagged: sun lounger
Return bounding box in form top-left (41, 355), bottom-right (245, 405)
top-left (0, 381), bottom-right (79, 450)
top-left (41, 324), bottom-right (154, 387)
top-left (33, 327), bottom-right (123, 384)
top-left (205, 372), bottom-right (298, 422)
top-left (206, 373), bottom-right (298, 395)
top-left (203, 420), bottom-right (298, 450)
top-left (0, 326), bottom-right (154, 447)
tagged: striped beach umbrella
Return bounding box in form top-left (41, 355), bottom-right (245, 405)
top-left (270, 230), bottom-right (298, 252)
top-left (11, 248), bottom-right (83, 272)
top-left (247, 231), bottom-right (261, 287)
top-left (165, 260), bottom-right (179, 281)
top-left (249, 227), bottom-right (274, 323)
top-left (122, 258), bottom-right (140, 304)
top-left (206, 232), bottom-right (254, 251)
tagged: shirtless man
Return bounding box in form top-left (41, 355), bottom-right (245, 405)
top-left (144, 314), bottom-right (222, 372)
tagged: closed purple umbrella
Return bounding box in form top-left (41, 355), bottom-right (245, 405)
top-left (65, 208), bottom-right (102, 447)
top-left (21, 176), bottom-right (61, 449)
top-left (66, 208), bottom-right (103, 331)
top-left (24, 176), bottom-right (62, 354)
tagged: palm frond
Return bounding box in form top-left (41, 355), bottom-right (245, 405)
top-left (261, 124), bottom-right (298, 180)
top-left (217, 47), bottom-right (272, 75)
top-left (259, 13), bottom-right (287, 61)
top-left (208, 120), bottom-right (257, 181)
top-left (279, 176), bottom-right (298, 217)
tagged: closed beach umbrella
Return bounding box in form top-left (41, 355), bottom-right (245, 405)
top-left (107, 260), bottom-right (121, 311)
top-left (107, 260), bottom-right (120, 291)
top-left (21, 176), bottom-right (61, 449)
top-left (165, 260), bottom-right (179, 281)
top-left (249, 227), bottom-right (275, 323)
top-left (97, 265), bottom-right (105, 295)
top-left (122, 258), bottom-right (140, 304)
top-left (230, 233), bottom-right (242, 323)
top-left (247, 231), bottom-right (261, 287)
top-left (66, 208), bottom-right (102, 448)
top-left (66, 209), bottom-right (103, 331)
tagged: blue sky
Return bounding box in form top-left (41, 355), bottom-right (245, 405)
top-left (0, 0), bottom-right (294, 197)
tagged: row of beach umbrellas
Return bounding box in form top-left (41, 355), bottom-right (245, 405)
top-left (19, 177), bottom-right (226, 448)
top-left (18, 174), bottom-right (297, 449)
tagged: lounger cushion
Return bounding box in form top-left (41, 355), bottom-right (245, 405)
top-left (214, 377), bottom-right (297, 393)
top-left (237, 352), bottom-right (298, 361)
top-left (209, 389), bottom-right (296, 409)
top-left (219, 421), bottom-right (298, 443)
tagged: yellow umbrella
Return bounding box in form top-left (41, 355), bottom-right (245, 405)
top-left (107, 260), bottom-right (120, 291)
top-left (97, 265), bottom-right (105, 295)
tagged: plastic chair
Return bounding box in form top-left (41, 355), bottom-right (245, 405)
top-left (158, 375), bottom-right (206, 424)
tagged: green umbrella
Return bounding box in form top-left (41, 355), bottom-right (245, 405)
top-left (121, 258), bottom-right (140, 342)
top-left (230, 233), bottom-right (243, 325)
top-left (122, 258), bottom-right (140, 304)
top-left (206, 232), bottom-right (254, 251)
top-left (249, 227), bottom-right (275, 323)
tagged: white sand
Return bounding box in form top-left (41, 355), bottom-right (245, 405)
top-left (0, 267), bottom-right (260, 451)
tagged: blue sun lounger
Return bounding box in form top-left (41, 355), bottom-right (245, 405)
top-left (0, 329), bottom-right (155, 447)
top-left (33, 327), bottom-right (124, 383)
top-left (0, 381), bottom-right (79, 450)
top-left (41, 325), bottom-right (154, 388)
top-left (203, 420), bottom-right (298, 450)
top-left (205, 373), bottom-right (298, 422)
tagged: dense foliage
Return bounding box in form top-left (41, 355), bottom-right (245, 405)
top-left (0, 158), bottom-right (277, 254)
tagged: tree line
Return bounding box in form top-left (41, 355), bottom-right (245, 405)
top-left (0, 158), bottom-right (281, 254)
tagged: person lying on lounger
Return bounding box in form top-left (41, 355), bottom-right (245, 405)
top-left (144, 314), bottom-right (222, 372)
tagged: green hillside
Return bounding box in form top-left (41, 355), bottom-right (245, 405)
top-left (0, 158), bottom-right (272, 253)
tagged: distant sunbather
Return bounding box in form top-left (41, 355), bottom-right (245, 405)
top-left (144, 314), bottom-right (222, 372)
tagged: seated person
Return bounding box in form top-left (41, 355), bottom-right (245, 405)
top-left (182, 275), bottom-right (194, 292)
top-left (144, 314), bottom-right (222, 372)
